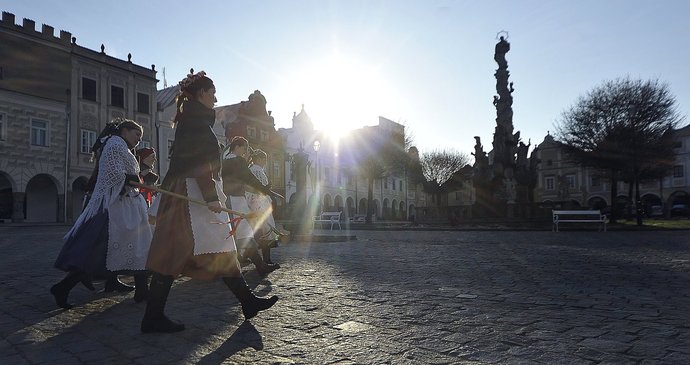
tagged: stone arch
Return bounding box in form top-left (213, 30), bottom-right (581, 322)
top-left (0, 171), bottom-right (14, 220)
top-left (71, 176), bottom-right (89, 220)
top-left (358, 198), bottom-right (367, 215)
top-left (346, 197), bottom-right (355, 217)
top-left (668, 190), bottom-right (690, 206)
top-left (334, 195), bottom-right (343, 212)
top-left (587, 196), bottom-right (608, 210)
top-left (322, 193), bottom-right (332, 211)
top-left (25, 173), bottom-right (59, 222)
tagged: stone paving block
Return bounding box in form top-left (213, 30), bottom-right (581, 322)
top-left (2, 227), bottom-right (690, 364)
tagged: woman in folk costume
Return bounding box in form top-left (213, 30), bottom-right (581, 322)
top-left (135, 147), bottom-right (159, 207)
top-left (142, 71), bottom-right (278, 334)
top-left (52, 118), bottom-right (151, 309)
top-left (222, 137), bottom-right (280, 275)
top-left (246, 149), bottom-right (280, 264)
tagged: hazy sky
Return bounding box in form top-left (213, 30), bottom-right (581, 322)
top-left (5, 0), bottom-right (690, 156)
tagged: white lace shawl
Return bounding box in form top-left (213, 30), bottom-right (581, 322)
top-left (65, 136), bottom-right (139, 239)
top-left (249, 164), bottom-right (269, 186)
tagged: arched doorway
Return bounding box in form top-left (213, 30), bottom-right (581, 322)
top-left (408, 204), bottom-right (416, 221)
top-left (373, 199), bottom-right (380, 219)
top-left (587, 196), bottom-right (607, 210)
top-left (0, 172), bottom-right (13, 221)
top-left (383, 198), bottom-right (389, 219)
top-left (391, 199), bottom-right (397, 219)
top-left (334, 195), bottom-right (343, 212)
top-left (358, 198), bottom-right (367, 215)
top-left (346, 197), bottom-right (355, 217)
top-left (399, 201), bottom-right (405, 219)
top-left (71, 176), bottom-right (88, 221)
top-left (322, 194), bottom-right (332, 212)
top-left (25, 174), bottom-right (59, 222)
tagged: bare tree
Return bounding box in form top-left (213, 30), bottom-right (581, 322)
top-left (420, 149), bottom-right (470, 186)
top-left (555, 77), bottom-right (684, 225)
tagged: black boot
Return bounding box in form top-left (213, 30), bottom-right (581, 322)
top-left (246, 247), bottom-right (280, 275)
top-left (133, 273), bottom-right (149, 303)
top-left (50, 271), bottom-right (84, 309)
top-left (223, 276), bottom-right (278, 320)
top-left (80, 276), bottom-right (96, 291)
top-left (261, 245), bottom-right (274, 265)
top-left (104, 275), bottom-right (135, 293)
top-left (141, 273), bottom-right (184, 333)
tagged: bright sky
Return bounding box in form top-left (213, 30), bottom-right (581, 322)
top-left (5, 0), bottom-right (690, 155)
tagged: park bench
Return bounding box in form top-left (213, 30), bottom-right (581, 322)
top-left (313, 211), bottom-right (342, 230)
top-left (552, 210), bottom-right (608, 232)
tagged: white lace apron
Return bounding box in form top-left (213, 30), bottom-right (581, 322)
top-left (185, 178), bottom-right (238, 255)
top-left (246, 164), bottom-right (276, 238)
top-left (65, 136), bottom-right (152, 271)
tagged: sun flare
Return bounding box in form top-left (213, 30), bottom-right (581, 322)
top-left (293, 52), bottom-right (391, 141)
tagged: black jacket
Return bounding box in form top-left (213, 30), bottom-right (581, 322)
top-left (221, 156), bottom-right (271, 197)
top-left (162, 100), bottom-right (221, 202)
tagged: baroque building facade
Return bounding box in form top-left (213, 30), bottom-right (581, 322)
top-left (0, 11), bottom-right (158, 222)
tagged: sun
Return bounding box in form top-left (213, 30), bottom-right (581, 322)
top-left (293, 52), bottom-right (391, 141)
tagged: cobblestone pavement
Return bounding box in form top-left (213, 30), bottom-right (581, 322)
top-left (1, 226), bottom-right (690, 364)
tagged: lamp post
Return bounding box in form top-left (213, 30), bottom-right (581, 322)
top-left (313, 140), bottom-right (320, 214)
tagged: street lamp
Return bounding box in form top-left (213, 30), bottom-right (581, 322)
top-left (313, 140), bottom-right (320, 214)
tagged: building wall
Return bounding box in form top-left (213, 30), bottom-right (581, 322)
top-left (0, 11), bottom-right (158, 222)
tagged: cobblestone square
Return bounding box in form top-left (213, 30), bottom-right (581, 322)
top-left (1, 226), bottom-right (689, 364)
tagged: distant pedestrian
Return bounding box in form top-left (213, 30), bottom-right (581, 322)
top-left (51, 118), bottom-right (151, 309)
top-left (246, 148), bottom-right (282, 264)
top-left (222, 137), bottom-right (281, 274)
top-left (142, 71), bottom-right (277, 334)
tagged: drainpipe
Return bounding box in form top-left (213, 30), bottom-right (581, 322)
top-left (64, 103), bottom-right (71, 223)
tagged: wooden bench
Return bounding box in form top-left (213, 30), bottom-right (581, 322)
top-left (552, 210), bottom-right (608, 232)
top-left (313, 211), bottom-right (342, 230)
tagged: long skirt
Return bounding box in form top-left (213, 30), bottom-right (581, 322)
top-left (146, 178), bottom-right (240, 280)
top-left (54, 210), bottom-right (110, 277)
top-left (55, 193), bottom-right (151, 277)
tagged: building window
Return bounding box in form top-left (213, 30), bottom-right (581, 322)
top-left (392, 179), bottom-right (396, 190)
top-left (82, 77), bottom-right (97, 101)
top-left (260, 130), bottom-right (269, 142)
top-left (546, 159), bottom-right (553, 166)
top-left (455, 191), bottom-right (460, 200)
top-left (384, 178), bottom-right (388, 189)
top-left (0, 113), bottom-right (6, 141)
top-left (111, 85), bottom-right (124, 108)
top-left (591, 175), bottom-right (601, 187)
top-left (565, 174), bottom-right (576, 188)
top-left (137, 92), bottom-right (150, 114)
top-left (80, 129), bottom-right (96, 153)
top-left (273, 162), bottom-right (280, 181)
top-left (400, 181), bottom-right (403, 191)
top-left (673, 165), bottom-right (684, 178)
top-left (31, 119), bottom-right (49, 146)
top-left (545, 176), bottom-right (555, 191)
top-left (247, 126), bottom-right (256, 138)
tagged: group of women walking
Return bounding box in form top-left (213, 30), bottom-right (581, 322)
top-left (51, 71), bottom-right (282, 333)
